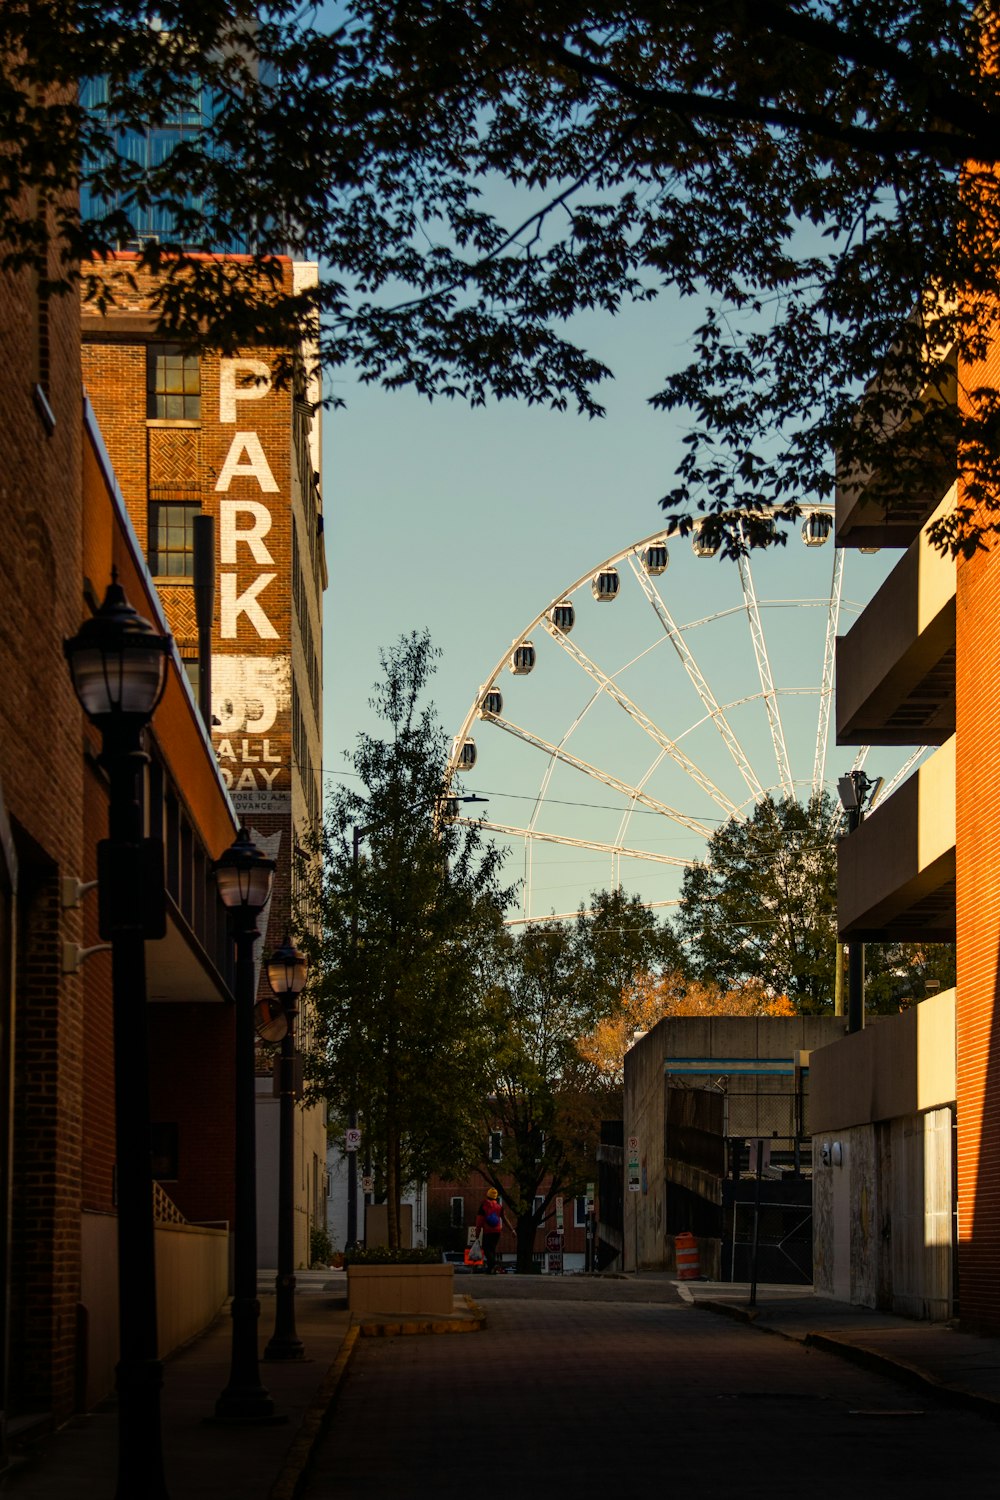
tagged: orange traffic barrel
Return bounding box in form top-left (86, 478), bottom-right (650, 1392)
top-left (675, 1231), bottom-right (700, 1280)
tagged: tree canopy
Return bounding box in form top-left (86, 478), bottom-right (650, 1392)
top-left (6, 3), bottom-right (1000, 546)
top-left (479, 888), bottom-right (664, 1268)
top-left (297, 631), bottom-right (512, 1248)
top-left (677, 793), bottom-right (840, 1011)
top-left (676, 791), bottom-right (956, 1014)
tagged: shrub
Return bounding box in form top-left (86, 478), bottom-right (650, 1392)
top-left (309, 1223), bottom-right (334, 1267)
top-left (346, 1245), bottom-right (441, 1265)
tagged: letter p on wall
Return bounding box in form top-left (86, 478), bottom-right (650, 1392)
top-left (219, 358), bottom-right (272, 422)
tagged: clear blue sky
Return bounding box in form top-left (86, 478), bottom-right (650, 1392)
top-left (322, 291), bottom-right (908, 920)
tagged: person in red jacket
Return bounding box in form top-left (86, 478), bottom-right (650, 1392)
top-left (475, 1188), bottom-right (504, 1273)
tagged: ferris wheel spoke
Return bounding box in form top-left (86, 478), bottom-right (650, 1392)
top-left (457, 818), bottom-right (693, 867)
top-left (627, 552), bottom-right (765, 801)
top-left (489, 714), bottom-right (715, 837)
top-left (542, 621), bottom-right (742, 818)
top-left (736, 535), bottom-right (794, 799)
top-left (812, 547), bottom-right (845, 797)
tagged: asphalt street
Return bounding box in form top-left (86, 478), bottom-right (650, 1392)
top-left (302, 1278), bottom-right (1000, 1498)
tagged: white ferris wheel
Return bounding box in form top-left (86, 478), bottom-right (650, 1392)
top-left (447, 508), bottom-right (928, 923)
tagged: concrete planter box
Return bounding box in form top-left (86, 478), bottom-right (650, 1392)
top-left (347, 1263), bottom-right (454, 1316)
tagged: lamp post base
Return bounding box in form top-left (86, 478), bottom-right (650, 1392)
top-left (264, 1273), bottom-right (304, 1361)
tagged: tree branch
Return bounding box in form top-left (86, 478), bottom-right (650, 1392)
top-left (668, 0), bottom-right (994, 143)
top-left (536, 35), bottom-right (990, 165)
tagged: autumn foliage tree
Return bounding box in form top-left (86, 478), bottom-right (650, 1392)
top-left (578, 971), bottom-right (795, 1085)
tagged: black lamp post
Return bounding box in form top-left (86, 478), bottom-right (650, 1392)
top-left (213, 827), bottom-right (278, 1423)
top-left (64, 573), bottom-right (172, 1500)
top-left (837, 769), bottom-right (882, 1035)
top-left (264, 935), bottom-right (308, 1362)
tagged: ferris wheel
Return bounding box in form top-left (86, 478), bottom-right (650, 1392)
top-left (447, 508), bottom-right (928, 922)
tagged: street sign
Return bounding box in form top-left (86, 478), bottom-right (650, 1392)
top-left (545, 1230), bottom-right (561, 1252)
top-left (628, 1154), bottom-right (640, 1192)
top-left (361, 1175), bottom-right (374, 1193)
top-left (345, 1128), bottom-right (361, 1152)
top-left (547, 1253), bottom-right (562, 1274)
top-left (555, 1195), bottom-right (564, 1232)
top-left (628, 1136), bottom-right (639, 1153)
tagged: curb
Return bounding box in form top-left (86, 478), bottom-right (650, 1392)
top-left (354, 1294), bottom-right (486, 1339)
top-left (697, 1298), bottom-right (1000, 1424)
top-left (694, 1298), bottom-right (761, 1326)
top-left (267, 1325), bottom-right (361, 1500)
top-left (804, 1332), bottom-right (1000, 1423)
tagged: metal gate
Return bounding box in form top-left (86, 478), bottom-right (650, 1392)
top-left (721, 1180), bottom-right (812, 1285)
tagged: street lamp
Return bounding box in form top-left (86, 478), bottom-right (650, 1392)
top-left (264, 935), bottom-right (309, 1362)
top-left (63, 573), bottom-right (172, 1500)
top-left (212, 827), bottom-right (278, 1423)
top-left (345, 792), bottom-right (487, 1248)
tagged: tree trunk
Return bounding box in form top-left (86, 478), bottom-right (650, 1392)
top-left (515, 1215), bottom-right (536, 1273)
top-left (386, 1109), bottom-right (399, 1250)
top-left (386, 1033), bottom-right (399, 1249)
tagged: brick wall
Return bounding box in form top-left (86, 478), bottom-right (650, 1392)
top-left (0, 236), bottom-right (87, 1419)
top-left (147, 1005), bottom-right (238, 1226)
top-left (954, 327), bottom-right (1000, 1330)
top-left (955, 494), bottom-right (1000, 1328)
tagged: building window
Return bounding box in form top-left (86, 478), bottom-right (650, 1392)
top-left (149, 501), bottom-right (199, 577)
top-left (450, 1196), bottom-right (464, 1229)
top-left (488, 1131), bottom-right (503, 1164)
top-left (147, 344), bottom-right (200, 420)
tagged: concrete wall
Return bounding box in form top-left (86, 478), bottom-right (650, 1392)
top-left (81, 1211), bottom-right (228, 1408)
top-left (622, 1015), bottom-right (668, 1271)
top-left (837, 737), bottom-right (956, 940)
top-left (810, 992), bottom-right (956, 1319)
top-left (837, 486), bottom-right (955, 746)
top-left (809, 988), bottom-right (956, 1131)
top-left (813, 1108), bottom-right (954, 1320)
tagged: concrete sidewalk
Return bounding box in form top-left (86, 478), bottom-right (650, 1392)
top-left (682, 1280), bottom-right (1000, 1420)
top-left (2, 1271), bottom-right (358, 1500)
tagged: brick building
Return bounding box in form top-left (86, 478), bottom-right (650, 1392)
top-left (80, 254), bottom-right (328, 1270)
top-left (0, 230), bottom-right (256, 1436)
top-left (0, 200), bottom-right (87, 1435)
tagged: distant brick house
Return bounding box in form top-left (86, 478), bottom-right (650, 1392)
top-left (427, 1172), bottom-right (595, 1272)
